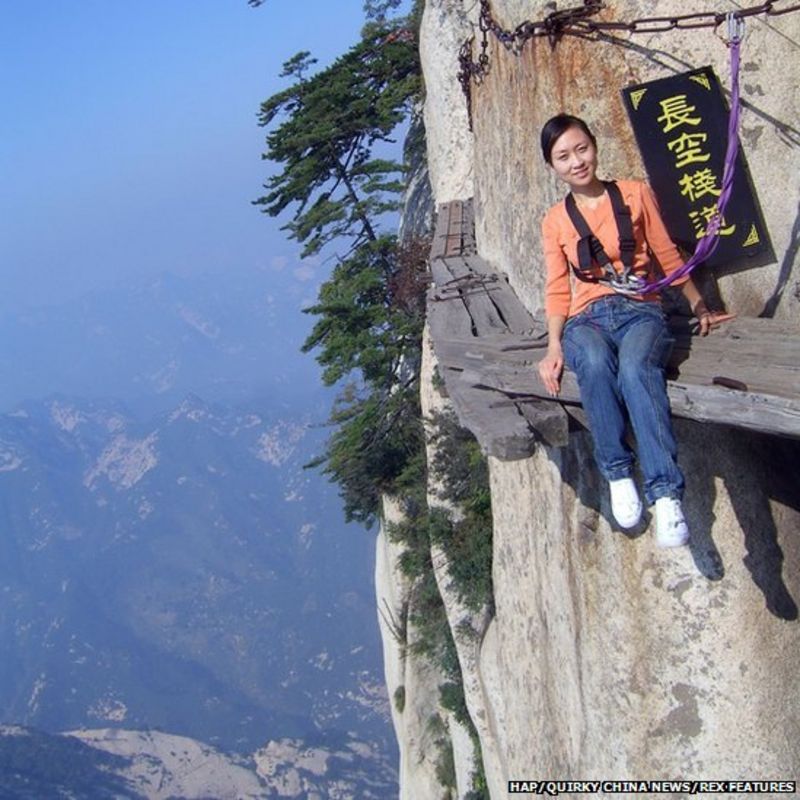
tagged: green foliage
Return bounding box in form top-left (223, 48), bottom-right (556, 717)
top-left (301, 236), bottom-right (428, 525)
top-left (363, 0), bottom-right (404, 23)
top-left (429, 410), bottom-right (490, 510)
top-left (302, 232), bottom-right (428, 525)
top-left (427, 507), bottom-right (493, 614)
top-left (256, 5), bottom-right (425, 525)
top-left (314, 384), bottom-right (424, 524)
top-left (465, 773), bottom-right (491, 800)
top-left (301, 235), bottom-right (426, 387)
top-left (385, 410), bottom-right (495, 690)
top-left (440, 678), bottom-right (490, 800)
top-left (388, 501), bottom-right (458, 680)
top-left (424, 713), bottom-right (457, 797)
top-left (255, 26), bottom-right (420, 258)
top-left (439, 681), bottom-right (470, 728)
top-left (279, 50), bottom-right (316, 80)
top-left (434, 735), bottom-right (457, 794)
top-left (393, 685), bottom-right (406, 713)
top-left (428, 411), bottom-right (494, 613)
top-left (386, 421), bottom-right (492, 799)
top-left (439, 679), bottom-right (490, 799)
top-left (253, 8), bottom-right (478, 794)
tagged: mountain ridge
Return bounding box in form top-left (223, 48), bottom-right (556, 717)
top-left (0, 394), bottom-right (391, 756)
top-left (0, 724), bottom-right (397, 799)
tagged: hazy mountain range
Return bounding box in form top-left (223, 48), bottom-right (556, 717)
top-left (0, 268), bottom-right (323, 417)
top-left (0, 269), bottom-right (396, 797)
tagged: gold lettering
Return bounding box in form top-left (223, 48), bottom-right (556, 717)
top-left (689, 204), bottom-right (736, 238)
top-left (667, 132), bottom-right (711, 168)
top-left (657, 94), bottom-right (702, 133)
top-left (678, 168), bottom-right (722, 203)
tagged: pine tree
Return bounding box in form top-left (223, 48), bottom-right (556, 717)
top-left (254, 3), bottom-right (425, 523)
top-left (255, 25), bottom-right (418, 252)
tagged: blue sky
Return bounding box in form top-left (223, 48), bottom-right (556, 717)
top-left (1, 1), bottom-right (377, 315)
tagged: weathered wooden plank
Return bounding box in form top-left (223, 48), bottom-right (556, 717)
top-left (669, 332), bottom-right (798, 363)
top-left (483, 285), bottom-right (540, 335)
top-left (435, 251), bottom-right (535, 334)
top-left (431, 200), bottom-right (477, 261)
top-left (434, 332), bottom-right (550, 354)
top-left (440, 369), bottom-right (537, 460)
top-left (428, 290), bottom-right (475, 340)
top-left (439, 256), bottom-right (508, 334)
top-left (438, 254), bottom-right (479, 279)
top-left (444, 202), bottom-right (463, 257)
top-left (456, 363), bottom-right (581, 406)
top-left (668, 319), bottom-right (799, 397)
top-left (437, 342), bottom-right (792, 400)
top-left (666, 381), bottom-right (800, 438)
top-left (434, 324), bottom-right (797, 398)
top-left (462, 199), bottom-right (476, 254)
top-left (433, 337), bottom-right (541, 368)
top-left (430, 257), bottom-right (461, 288)
top-left (670, 362), bottom-right (797, 398)
top-left (438, 333), bottom-right (800, 437)
top-left (714, 316), bottom-right (799, 340)
top-left (461, 255), bottom-right (503, 280)
top-left (674, 346), bottom-right (798, 375)
top-left (427, 197), bottom-right (800, 452)
top-left (451, 360), bottom-right (800, 440)
top-left (429, 203), bottom-right (452, 261)
top-left (444, 326), bottom-right (784, 362)
top-left (515, 398), bottom-right (570, 447)
top-left (668, 336), bottom-right (798, 366)
top-left (670, 318), bottom-right (800, 366)
top-left (456, 257), bottom-right (541, 335)
top-left (431, 254), bottom-right (539, 337)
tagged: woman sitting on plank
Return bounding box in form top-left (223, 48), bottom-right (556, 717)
top-left (537, 114), bottom-right (734, 547)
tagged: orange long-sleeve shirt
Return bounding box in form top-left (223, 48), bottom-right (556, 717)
top-left (542, 179), bottom-right (688, 319)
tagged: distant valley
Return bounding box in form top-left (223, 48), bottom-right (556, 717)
top-left (0, 395), bottom-right (390, 751)
top-left (0, 725), bottom-right (396, 798)
top-left (0, 269), bottom-right (396, 795)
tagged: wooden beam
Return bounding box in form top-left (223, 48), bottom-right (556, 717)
top-left (427, 199), bottom-right (800, 454)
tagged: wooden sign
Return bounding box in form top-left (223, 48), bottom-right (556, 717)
top-left (622, 66), bottom-right (768, 273)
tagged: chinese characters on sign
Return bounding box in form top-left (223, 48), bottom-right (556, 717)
top-left (622, 67), bottom-right (767, 273)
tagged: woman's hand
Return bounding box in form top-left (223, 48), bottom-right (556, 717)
top-left (692, 300), bottom-right (736, 336)
top-left (540, 315), bottom-right (567, 396)
top-left (538, 347), bottom-right (564, 397)
top-left (680, 278), bottom-right (735, 336)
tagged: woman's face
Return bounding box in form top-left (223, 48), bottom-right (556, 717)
top-left (548, 125), bottom-right (598, 190)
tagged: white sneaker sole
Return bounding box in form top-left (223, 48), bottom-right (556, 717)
top-left (654, 498), bottom-right (690, 548)
top-left (609, 479), bottom-right (642, 529)
top-left (656, 530), bottom-right (689, 548)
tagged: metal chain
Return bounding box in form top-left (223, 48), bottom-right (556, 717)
top-left (457, 0), bottom-right (800, 122)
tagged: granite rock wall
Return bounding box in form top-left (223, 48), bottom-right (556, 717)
top-left (395, 0), bottom-right (800, 795)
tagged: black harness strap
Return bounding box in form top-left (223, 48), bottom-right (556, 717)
top-left (564, 180), bottom-right (638, 287)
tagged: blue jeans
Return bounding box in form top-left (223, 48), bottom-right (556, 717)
top-left (562, 295), bottom-right (684, 504)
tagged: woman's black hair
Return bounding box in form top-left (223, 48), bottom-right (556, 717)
top-left (540, 114), bottom-right (597, 164)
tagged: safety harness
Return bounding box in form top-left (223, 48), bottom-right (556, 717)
top-left (561, 14), bottom-right (744, 298)
top-left (564, 180), bottom-right (647, 297)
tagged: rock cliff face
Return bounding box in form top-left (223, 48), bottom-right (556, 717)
top-left (378, 1), bottom-right (800, 796)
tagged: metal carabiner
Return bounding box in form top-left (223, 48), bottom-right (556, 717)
top-left (726, 11), bottom-right (745, 44)
top-left (609, 274), bottom-right (647, 297)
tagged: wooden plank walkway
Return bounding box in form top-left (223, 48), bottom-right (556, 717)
top-left (427, 200), bottom-right (800, 460)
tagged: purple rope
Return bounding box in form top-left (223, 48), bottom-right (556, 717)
top-left (637, 35), bottom-right (742, 294)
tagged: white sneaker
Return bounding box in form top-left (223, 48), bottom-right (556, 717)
top-left (609, 478), bottom-right (642, 528)
top-left (655, 497), bottom-right (690, 548)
